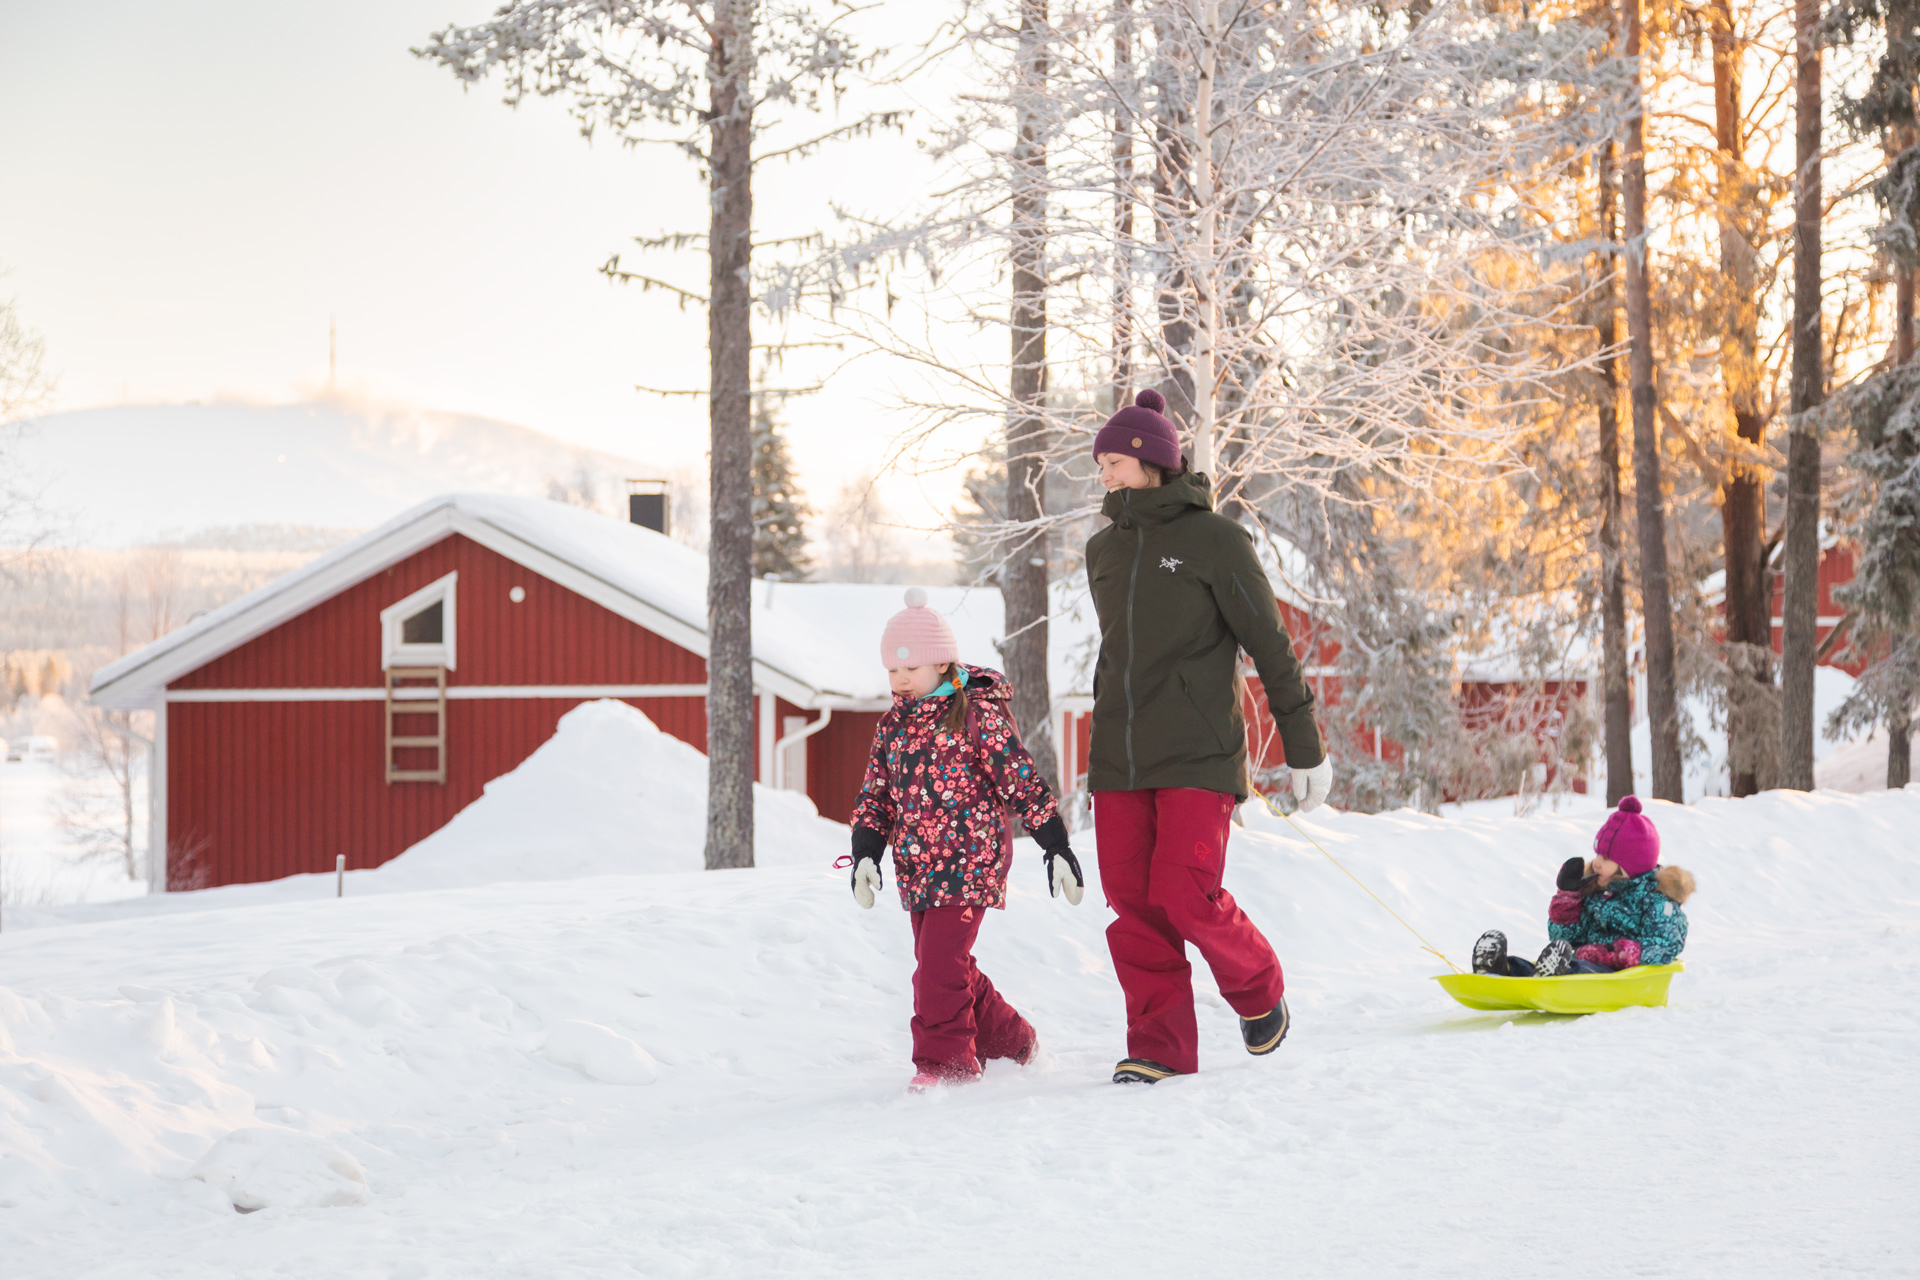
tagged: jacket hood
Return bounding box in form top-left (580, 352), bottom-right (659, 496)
top-left (1101, 469), bottom-right (1214, 527)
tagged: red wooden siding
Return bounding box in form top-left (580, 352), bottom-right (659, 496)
top-left (177, 534), bottom-right (708, 691)
top-left (167, 695), bottom-right (713, 889)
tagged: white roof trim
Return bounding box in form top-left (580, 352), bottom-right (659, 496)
top-left (90, 496), bottom-right (832, 710)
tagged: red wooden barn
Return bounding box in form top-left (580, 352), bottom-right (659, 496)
top-left (92, 494), bottom-right (918, 891)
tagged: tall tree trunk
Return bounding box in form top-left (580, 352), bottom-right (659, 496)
top-left (704, 0), bottom-right (756, 869)
top-left (1712, 0), bottom-right (1775, 796)
top-left (1780, 0), bottom-right (1824, 791)
top-left (1597, 141), bottom-right (1635, 805)
top-left (1112, 0), bottom-right (1133, 411)
top-left (1152, 75), bottom-right (1194, 429)
top-left (1005, 0), bottom-right (1058, 794)
top-left (1189, 0), bottom-right (1218, 477)
top-left (1623, 0), bottom-right (1683, 801)
top-left (1892, 218), bottom-right (1915, 790)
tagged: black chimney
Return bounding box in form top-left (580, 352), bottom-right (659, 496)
top-left (624, 480), bottom-right (671, 536)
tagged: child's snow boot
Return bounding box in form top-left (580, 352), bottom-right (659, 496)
top-left (1012, 1030), bottom-right (1039, 1067)
top-left (1240, 997), bottom-right (1290, 1055)
top-left (1112, 1058), bottom-right (1181, 1084)
top-left (909, 1065), bottom-right (982, 1093)
top-left (1534, 939), bottom-right (1577, 977)
top-left (1472, 930), bottom-right (1510, 975)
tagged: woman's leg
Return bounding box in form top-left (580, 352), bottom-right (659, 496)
top-left (909, 905), bottom-right (989, 1076)
top-left (1143, 788), bottom-right (1286, 1023)
top-left (1096, 789), bottom-right (1200, 1074)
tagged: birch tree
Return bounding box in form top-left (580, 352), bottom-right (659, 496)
top-left (416, 2), bottom-right (882, 869)
top-left (797, 0), bottom-right (1629, 803)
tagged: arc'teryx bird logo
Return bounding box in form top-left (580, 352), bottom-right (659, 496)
top-left (1160, 557), bottom-right (1183, 572)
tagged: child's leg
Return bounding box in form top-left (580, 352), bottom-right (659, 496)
top-left (965, 920), bottom-right (1036, 1062)
top-left (1503, 955), bottom-right (1537, 977)
top-left (909, 904), bottom-right (990, 1076)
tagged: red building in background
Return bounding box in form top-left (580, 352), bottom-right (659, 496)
top-left (93, 495), bottom-right (895, 890)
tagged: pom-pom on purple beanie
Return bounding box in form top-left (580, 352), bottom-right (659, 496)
top-left (1593, 795), bottom-right (1660, 878)
top-left (879, 587), bottom-right (959, 670)
top-left (1093, 389), bottom-right (1184, 473)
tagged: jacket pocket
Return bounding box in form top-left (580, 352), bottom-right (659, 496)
top-left (1180, 670), bottom-right (1241, 754)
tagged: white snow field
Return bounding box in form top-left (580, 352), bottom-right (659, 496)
top-left (2, 756), bottom-right (1916, 1275)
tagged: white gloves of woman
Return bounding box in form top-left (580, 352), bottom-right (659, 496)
top-left (1292, 757), bottom-right (1334, 814)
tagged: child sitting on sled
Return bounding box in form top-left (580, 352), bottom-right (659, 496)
top-left (1473, 796), bottom-right (1695, 978)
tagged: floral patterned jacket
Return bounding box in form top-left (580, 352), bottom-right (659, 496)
top-left (1548, 871), bottom-right (1689, 969)
top-left (850, 665), bottom-right (1060, 911)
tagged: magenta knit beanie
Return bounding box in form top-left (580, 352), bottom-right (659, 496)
top-left (1093, 389), bottom-right (1183, 473)
top-left (879, 587), bottom-right (959, 669)
top-left (1593, 795), bottom-right (1660, 878)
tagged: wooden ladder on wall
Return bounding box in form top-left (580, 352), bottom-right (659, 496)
top-left (386, 665), bottom-right (448, 784)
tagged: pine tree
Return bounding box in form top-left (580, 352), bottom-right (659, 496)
top-left (749, 392), bottom-right (813, 581)
top-left (1824, 0), bottom-right (1919, 784)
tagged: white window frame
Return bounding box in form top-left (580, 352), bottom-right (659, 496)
top-left (380, 572), bottom-right (458, 670)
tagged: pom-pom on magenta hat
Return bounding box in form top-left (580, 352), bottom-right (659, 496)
top-left (1093, 388), bottom-right (1184, 473)
top-left (1593, 795), bottom-right (1661, 878)
top-left (879, 587), bottom-right (959, 670)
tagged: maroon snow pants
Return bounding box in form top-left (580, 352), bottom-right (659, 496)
top-left (1095, 787), bottom-right (1286, 1075)
top-left (909, 903), bottom-right (1035, 1077)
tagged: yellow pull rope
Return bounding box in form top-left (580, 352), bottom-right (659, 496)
top-left (1251, 787), bottom-right (1463, 974)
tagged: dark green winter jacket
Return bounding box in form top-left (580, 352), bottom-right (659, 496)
top-left (1084, 470), bottom-right (1325, 797)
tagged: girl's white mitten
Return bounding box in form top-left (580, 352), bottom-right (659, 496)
top-left (1292, 757), bottom-right (1334, 813)
top-left (1050, 855), bottom-right (1085, 906)
top-left (852, 857), bottom-right (883, 910)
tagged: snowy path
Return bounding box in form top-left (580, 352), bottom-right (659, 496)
top-left (4, 790), bottom-right (1918, 1277)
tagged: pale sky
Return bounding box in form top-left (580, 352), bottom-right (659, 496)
top-left (0, 0), bottom-right (990, 537)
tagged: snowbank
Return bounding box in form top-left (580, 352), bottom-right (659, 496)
top-left (2, 786), bottom-right (1915, 1276)
top-left (374, 699), bottom-right (844, 889)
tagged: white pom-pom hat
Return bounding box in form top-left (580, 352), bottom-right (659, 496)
top-left (879, 587), bottom-right (959, 669)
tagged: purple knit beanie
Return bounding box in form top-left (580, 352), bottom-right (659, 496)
top-left (1093, 389), bottom-right (1183, 473)
top-left (1593, 795), bottom-right (1660, 878)
top-left (879, 587), bottom-right (959, 669)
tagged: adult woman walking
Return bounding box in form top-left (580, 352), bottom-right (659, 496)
top-left (1085, 390), bottom-right (1333, 1084)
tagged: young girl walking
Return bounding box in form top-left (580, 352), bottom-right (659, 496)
top-left (848, 588), bottom-right (1085, 1091)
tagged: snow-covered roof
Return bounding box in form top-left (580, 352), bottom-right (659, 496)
top-left (90, 494), bottom-right (1117, 711)
top-left (90, 495), bottom-right (878, 709)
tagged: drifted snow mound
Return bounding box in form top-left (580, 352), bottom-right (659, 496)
top-left (542, 1020), bottom-right (660, 1085)
top-left (190, 1128), bottom-right (368, 1212)
top-left (376, 700), bottom-right (845, 888)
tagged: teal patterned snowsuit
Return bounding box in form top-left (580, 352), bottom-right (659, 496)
top-left (1547, 872), bottom-right (1688, 969)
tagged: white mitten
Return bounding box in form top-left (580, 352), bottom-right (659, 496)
top-left (852, 857), bottom-right (883, 909)
top-left (1049, 853), bottom-right (1085, 906)
top-left (1291, 757), bottom-right (1334, 814)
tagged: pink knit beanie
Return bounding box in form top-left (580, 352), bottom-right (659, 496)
top-left (879, 587), bottom-right (958, 669)
top-left (1593, 795), bottom-right (1660, 878)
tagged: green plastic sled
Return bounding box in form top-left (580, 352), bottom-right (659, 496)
top-left (1434, 962), bottom-right (1684, 1014)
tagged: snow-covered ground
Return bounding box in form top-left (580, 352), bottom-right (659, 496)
top-left (3, 699), bottom-right (1915, 1276)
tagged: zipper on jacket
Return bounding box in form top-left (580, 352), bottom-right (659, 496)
top-left (1123, 492), bottom-right (1143, 789)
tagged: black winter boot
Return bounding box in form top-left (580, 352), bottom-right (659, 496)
top-left (1472, 930), bottom-right (1510, 975)
top-left (1240, 997), bottom-right (1291, 1055)
top-left (1112, 1058), bottom-right (1181, 1084)
top-left (1534, 940), bottom-right (1577, 977)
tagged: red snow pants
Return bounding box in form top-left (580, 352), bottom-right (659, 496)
top-left (909, 904), bottom-right (1035, 1076)
top-left (1095, 787), bottom-right (1285, 1075)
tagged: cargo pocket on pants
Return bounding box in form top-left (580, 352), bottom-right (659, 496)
top-left (1181, 837), bottom-right (1226, 906)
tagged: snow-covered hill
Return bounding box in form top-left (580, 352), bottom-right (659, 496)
top-left (10, 401), bottom-right (664, 546)
top-left (3, 708), bottom-right (1915, 1277)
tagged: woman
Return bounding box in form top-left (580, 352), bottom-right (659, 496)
top-left (1084, 389), bottom-right (1333, 1084)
